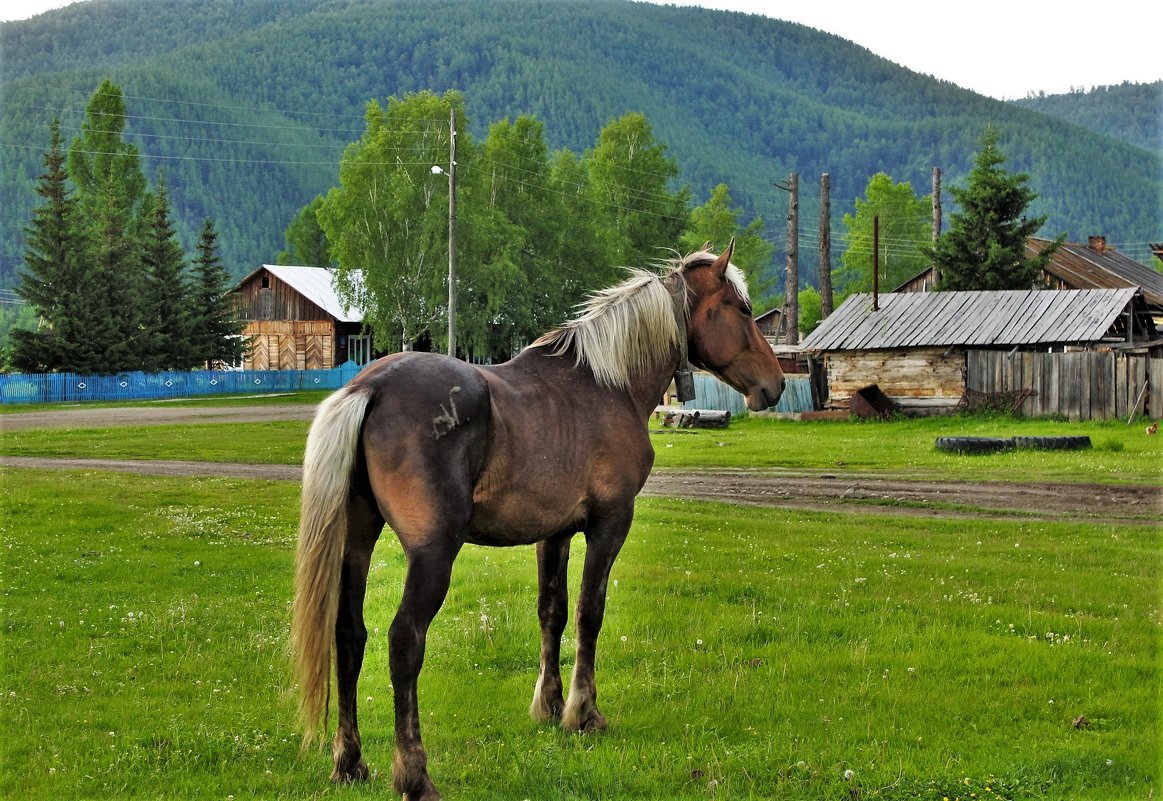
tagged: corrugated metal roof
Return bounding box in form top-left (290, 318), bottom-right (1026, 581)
top-left (800, 288), bottom-right (1139, 352)
top-left (1032, 238), bottom-right (1163, 308)
top-left (261, 265), bottom-right (365, 322)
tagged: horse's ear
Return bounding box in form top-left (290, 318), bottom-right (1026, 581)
top-left (710, 238), bottom-right (735, 278)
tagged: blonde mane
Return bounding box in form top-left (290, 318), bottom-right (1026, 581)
top-left (531, 249), bottom-right (749, 389)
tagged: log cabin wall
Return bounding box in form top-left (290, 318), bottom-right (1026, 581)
top-left (823, 347), bottom-right (966, 414)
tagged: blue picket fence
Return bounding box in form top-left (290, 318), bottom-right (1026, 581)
top-left (684, 373), bottom-right (814, 415)
top-left (0, 362), bottom-right (815, 412)
top-left (0, 361), bottom-right (364, 405)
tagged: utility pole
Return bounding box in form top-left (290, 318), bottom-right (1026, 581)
top-left (931, 166), bottom-right (941, 288)
top-left (872, 214), bottom-right (880, 312)
top-left (775, 172), bottom-right (799, 345)
top-left (819, 172), bottom-right (832, 318)
top-left (447, 108), bottom-right (458, 358)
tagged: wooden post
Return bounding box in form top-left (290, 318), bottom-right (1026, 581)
top-left (785, 172), bottom-right (799, 345)
top-left (931, 167), bottom-right (941, 288)
top-left (819, 172), bottom-right (833, 318)
top-left (872, 215), bottom-right (879, 312)
top-left (447, 108), bottom-right (458, 358)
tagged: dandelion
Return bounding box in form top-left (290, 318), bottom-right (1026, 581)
top-left (843, 769), bottom-right (856, 781)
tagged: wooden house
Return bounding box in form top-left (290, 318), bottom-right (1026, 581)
top-left (1031, 236), bottom-right (1163, 317)
top-left (755, 307), bottom-right (782, 339)
top-left (799, 288), bottom-right (1158, 415)
top-left (233, 265), bottom-right (372, 371)
top-left (894, 236), bottom-right (1163, 319)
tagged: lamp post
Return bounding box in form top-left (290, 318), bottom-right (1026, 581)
top-left (431, 109), bottom-right (457, 358)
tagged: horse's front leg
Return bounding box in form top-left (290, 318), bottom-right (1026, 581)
top-left (531, 532), bottom-right (572, 721)
top-left (390, 541), bottom-right (460, 801)
top-left (562, 504), bottom-right (632, 733)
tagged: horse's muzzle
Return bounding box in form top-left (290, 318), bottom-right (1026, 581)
top-left (746, 376), bottom-right (785, 411)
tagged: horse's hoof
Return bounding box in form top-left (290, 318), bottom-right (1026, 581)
top-left (403, 775), bottom-right (443, 801)
top-left (563, 706), bottom-right (607, 734)
top-left (330, 760), bottom-right (370, 783)
top-left (579, 710), bottom-right (608, 733)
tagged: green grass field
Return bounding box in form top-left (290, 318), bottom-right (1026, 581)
top-left (1, 399), bottom-right (1159, 799)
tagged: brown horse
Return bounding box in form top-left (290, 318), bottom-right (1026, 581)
top-left (291, 242), bottom-right (784, 800)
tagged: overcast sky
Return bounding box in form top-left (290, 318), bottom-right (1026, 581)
top-left (3, 0), bottom-right (1159, 100)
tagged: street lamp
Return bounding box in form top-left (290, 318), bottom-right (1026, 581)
top-left (432, 110), bottom-right (458, 357)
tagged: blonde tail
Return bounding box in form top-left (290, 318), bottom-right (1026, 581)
top-left (291, 384), bottom-right (373, 744)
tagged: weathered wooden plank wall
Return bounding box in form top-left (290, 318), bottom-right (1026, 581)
top-left (242, 320), bottom-right (335, 371)
top-left (823, 348), bottom-right (966, 412)
top-left (968, 350), bottom-right (1160, 421)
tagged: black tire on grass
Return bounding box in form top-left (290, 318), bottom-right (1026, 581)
top-left (935, 436), bottom-right (1016, 454)
top-left (1012, 435), bottom-right (1092, 451)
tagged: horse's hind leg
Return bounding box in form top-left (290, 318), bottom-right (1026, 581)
top-left (562, 504), bottom-right (632, 733)
top-left (389, 539), bottom-right (461, 801)
top-left (331, 497), bottom-right (382, 783)
top-left (531, 532), bottom-right (572, 721)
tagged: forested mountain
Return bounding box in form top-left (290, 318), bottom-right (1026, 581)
top-left (1012, 82), bottom-right (1161, 154)
top-left (3, 0), bottom-right (1160, 292)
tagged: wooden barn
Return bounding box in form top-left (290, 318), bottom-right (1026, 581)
top-left (233, 265), bottom-right (372, 371)
top-left (799, 288), bottom-right (1159, 417)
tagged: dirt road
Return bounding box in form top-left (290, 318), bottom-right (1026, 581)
top-left (2, 404), bottom-right (1158, 525)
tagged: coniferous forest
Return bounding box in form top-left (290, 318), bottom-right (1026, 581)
top-left (2, 0), bottom-right (1160, 299)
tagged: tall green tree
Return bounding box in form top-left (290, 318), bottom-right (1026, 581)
top-left (836, 173), bottom-right (931, 297)
top-left (318, 90), bottom-right (466, 352)
top-left (544, 149), bottom-right (622, 312)
top-left (189, 219), bottom-right (247, 367)
top-left (681, 183), bottom-right (773, 301)
top-left (66, 79), bottom-right (151, 372)
top-left (11, 120), bottom-right (97, 372)
top-left (458, 115), bottom-right (548, 358)
top-left (139, 174), bottom-right (193, 369)
top-left (584, 112), bottom-right (689, 268)
top-left (930, 128), bottom-right (1063, 290)
top-left (68, 79), bottom-right (148, 231)
top-left (90, 179), bottom-right (143, 373)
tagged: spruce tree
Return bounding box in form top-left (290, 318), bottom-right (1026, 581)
top-left (68, 79), bottom-right (151, 371)
top-left (90, 180), bottom-right (143, 373)
top-left (140, 175), bottom-right (193, 369)
top-left (930, 128), bottom-right (1062, 290)
top-left (189, 219), bottom-right (246, 368)
top-left (11, 118), bottom-right (80, 372)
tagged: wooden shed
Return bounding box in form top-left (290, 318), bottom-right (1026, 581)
top-left (233, 265), bottom-right (371, 371)
top-left (799, 288), bottom-right (1158, 415)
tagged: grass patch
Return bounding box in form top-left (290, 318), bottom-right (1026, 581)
top-left (4, 411), bottom-right (1158, 485)
top-left (650, 415), bottom-right (1163, 485)
top-left (1, 469), bottom-right (1158, 799)
top-left (6, 409), bottom-right (1153, 483)
top-left (0, 421), bottom-right (309, 464)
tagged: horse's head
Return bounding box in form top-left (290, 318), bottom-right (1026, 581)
top-left (678, 241), bottom-right (785, 411)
